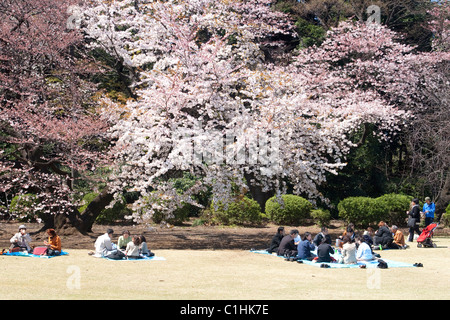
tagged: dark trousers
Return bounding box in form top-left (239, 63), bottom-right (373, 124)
top-left (408, 225), bottom-right (421, 242)
top-left (425, 217), bottom-right (434, 227)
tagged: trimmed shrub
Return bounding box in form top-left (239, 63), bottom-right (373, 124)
top-left (375, 193), bottom-right (412, 227)
top-left (210, 196), bottom-right (265, 226)
top-left (265, 194), bottom-right (312, 225)
top-left (310, 208), bottom-right (331, 227)
top-left (442, 203), bottom-right (450, 227)
top-left (338, 196), bottom-right (387, 228)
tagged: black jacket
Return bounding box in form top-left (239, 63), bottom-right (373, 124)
top-left (277, 235), bottom-right (296, 256)
top-left (408, 205), bottom-right (421, 222)
top-left (268, 233), bottom-right (283, 253)
top-left (317, 243), bottom-right (334, 263)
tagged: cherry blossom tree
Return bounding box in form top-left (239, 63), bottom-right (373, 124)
top-left (89, 2), bottom-right (410, 224)
top-left (0, 0), bottom-right (111, 232)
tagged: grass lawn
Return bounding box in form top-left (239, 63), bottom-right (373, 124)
top-left (1, 237), bottom-right (449, 300)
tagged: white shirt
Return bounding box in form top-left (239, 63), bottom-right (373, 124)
top-left (94, 233), bottom-right (114, 257)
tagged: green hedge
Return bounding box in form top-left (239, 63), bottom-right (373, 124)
top-left (442, 203), bottom-right (450, 227)
top-left (375, 193), bottom-right (412, 227)
top-left (310, 208), bottom-right (331, 227)
top-left (338, 196), bottom-right (386, 228)
top-left (210, 196), bottom-right (265, 226)
top-left (265, 194), bottom-right (312, 225)
top-left (338, 194), bottom-right (414, 228)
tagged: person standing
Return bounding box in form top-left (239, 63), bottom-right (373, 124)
top-left (421, 197), bottom-right (435, 227)
top-left (407, 199), bottom-right (421, 242)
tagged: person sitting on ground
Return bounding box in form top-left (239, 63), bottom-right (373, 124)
top-left (117, 230), bottom-right (132, 250)
top-left (9, 225), bottom-right (33, 253)
top-left (125, 235), bottom-right (142, 259)
top-left (373, 221), bottom-right (394, 250)
top-left (390, 225), bottom-right (407, 249)
top-left (316, 236), bottom-right (335, 263)
top-left (297, 232), bottom-right (316, 261)
top-left (277, 229), bottom-right (299, 257)
top-left (363, 227), bottom-right (374, 247)
top-left (356, 236), bottom-right (376, 261)
top-left (338, 235), bottom-right (357, 265)
top-left (313, 226), bottom-right (332, 247)
top-left (139, 235), bottom-right (154, 257)
top-left (342, 223), bottom-right (357, 241)
top-left (93, 228), bottom-right (124, 259)
top-left (268, 227), bottom-right (285, 254)
top-left (43, 228), bottom-right (61, 256)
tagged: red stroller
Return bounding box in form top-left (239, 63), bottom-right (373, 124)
top-left (417, 223), bottom-right (439, 248)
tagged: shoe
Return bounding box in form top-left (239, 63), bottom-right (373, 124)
top-left (413, 263), bottom-right (423, 267)
top-left (297, 260), bottom-right (303, 264)
top-left (359, 264), bottom-right (366, 269)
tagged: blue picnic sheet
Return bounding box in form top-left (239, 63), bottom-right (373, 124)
top-left (91, 253), bottom-right (166, 261)
top-left (103, 255), bottom-right (166, 261)
top-left (249, 249), bottom-right (417, 268)
top-left (2, 250), bottom-right (69, 259)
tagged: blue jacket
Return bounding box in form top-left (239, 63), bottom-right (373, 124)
top-left (422, 202), bottom-right (435, 218)
top-left (297, 240), bottom-right (315, 259)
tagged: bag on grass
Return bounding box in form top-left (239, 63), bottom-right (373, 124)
top-left (33, 247), bottom-right (48, 255)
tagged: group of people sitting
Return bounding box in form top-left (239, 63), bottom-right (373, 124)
top-left (90, 229), bottom-right (154, 260)
top-left (268, 222), bottom-right (408, 265)
top-left (7, 224), bottom-right (62, 256)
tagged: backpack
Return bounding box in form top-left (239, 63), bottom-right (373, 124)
top-left (377, 259), bottom-right (388, 269)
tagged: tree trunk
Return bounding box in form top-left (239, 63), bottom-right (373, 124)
top-left (244, 173), bottom-right (274, 213)
top-left (54, 188), bottom-right (114, 235)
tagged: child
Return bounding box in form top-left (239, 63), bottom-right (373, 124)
top-left (125, 235), bottom-right (142, 259)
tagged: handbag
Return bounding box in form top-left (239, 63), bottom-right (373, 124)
top-left (407, 217), bottom-right (416, 228)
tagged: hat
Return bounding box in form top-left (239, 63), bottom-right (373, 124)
top-left (425, 197), bottom-right (431, 201)
top-left (18, 225), bottom-right (27, 231)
